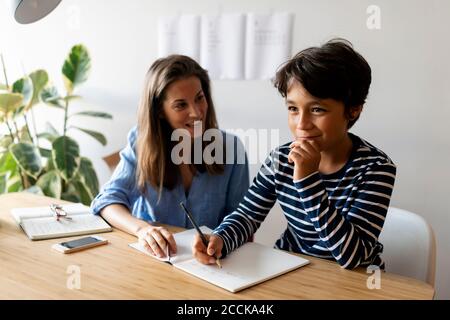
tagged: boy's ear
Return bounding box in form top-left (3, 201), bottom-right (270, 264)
top-left (348, 105), bottom-right (363, 120)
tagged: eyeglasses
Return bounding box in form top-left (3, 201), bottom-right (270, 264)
top-left (50, 204), bottom-right (73, 222)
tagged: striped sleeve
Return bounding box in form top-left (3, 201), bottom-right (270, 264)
top-left (213, 151), bottom-right (278, 257)
top-left (293, 161), bottom-right (396, 269)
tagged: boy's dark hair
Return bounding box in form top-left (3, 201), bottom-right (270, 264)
top-left (273, 38), bottom-right (371, 128)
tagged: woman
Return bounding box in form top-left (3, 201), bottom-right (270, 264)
top-left (193, 39), bottom-right (396, 270)
top-left (91, 55), bottom-right (249, 259)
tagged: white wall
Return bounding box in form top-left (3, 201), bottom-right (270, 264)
top-left (1, 0), bottom-right (449, 298)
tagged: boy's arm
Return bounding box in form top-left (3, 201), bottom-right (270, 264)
top-left (213, 152), bottom-right (278, 257)
top-left (294, 161), bottom-right (396, 269)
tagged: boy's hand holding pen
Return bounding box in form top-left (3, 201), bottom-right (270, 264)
top-left (192, 233), bottom-right (223, 267)
top-left (180, 202), bottom-right (223, 267)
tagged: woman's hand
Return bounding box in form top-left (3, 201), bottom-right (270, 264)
top-left (192, 234), bottom-right (224, 265)
top-left (137, 225), bottom-right (177, 258)
top-left (288, 139), bottom-right (321, 180)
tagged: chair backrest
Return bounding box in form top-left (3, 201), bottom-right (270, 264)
top-left (378, 207), bottom-right (436, 286)
top-left (103, 151), bottom-right (121, 172)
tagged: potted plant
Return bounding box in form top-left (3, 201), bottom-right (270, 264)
top-left (0, 44), bottom-right (112, 205)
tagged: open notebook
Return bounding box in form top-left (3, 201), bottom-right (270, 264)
top-left (129, 226), bottom-right (310, 293)
top-left (11, 203), bottom-right (112, 240)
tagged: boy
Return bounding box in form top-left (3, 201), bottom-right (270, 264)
top-left (193, 39), bottom-right (396, 269)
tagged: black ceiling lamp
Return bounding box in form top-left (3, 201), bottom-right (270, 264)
top-left (11, 0), bottom-right (62, 24)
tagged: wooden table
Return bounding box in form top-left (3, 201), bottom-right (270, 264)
top-left (0, 193), bottom-right (435, 299)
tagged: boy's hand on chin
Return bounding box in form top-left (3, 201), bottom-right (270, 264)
top-left (288, 139), bottom-right (321, 180)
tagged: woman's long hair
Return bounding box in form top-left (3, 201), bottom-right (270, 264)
top-left (136, 55), bottom-right (224, 197)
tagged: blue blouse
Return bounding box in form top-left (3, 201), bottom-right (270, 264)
top-left (90, 126), bottom-right (250, 229)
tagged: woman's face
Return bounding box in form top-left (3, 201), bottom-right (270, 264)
top-left (161, 76), bottom-right (208, 138)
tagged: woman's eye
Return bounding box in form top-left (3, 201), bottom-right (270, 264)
top-left (196, 95), bottom-right (205, 102)
top-left (174, 103), bottom-right (186, 110)
top-left (288, 106), bottom-right (298, 113)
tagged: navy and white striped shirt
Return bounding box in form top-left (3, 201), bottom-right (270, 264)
top-left (213, 133), bottom-right (396, 269)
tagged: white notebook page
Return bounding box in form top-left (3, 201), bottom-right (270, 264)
top-left (129, 227), bottom-right (309, 293)
top-left (175, 242), bottom-right (309, 292)
top-left (129, 226), bottom-right (212, 264)
top-left (11, 203), bottom-right (90, 223)
top-left (21, 214), bottom-right (110, 238)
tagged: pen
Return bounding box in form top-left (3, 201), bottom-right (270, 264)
top-left (179, 202), bottom-right (222, 268)
top-left (166, 243), bottom-right (171, 264)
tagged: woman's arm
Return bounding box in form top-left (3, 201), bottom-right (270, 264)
top-left (91, 127), bottom-right (140, 216)
top-left (101, 203), bottom-right (177, 258)
top-left (91, 127), bottom-right (176, 257)
top-left (100, 203), bottom-right (150, 236)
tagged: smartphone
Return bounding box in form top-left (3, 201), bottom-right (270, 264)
top-left (52, 235), bottom-right (108, 254)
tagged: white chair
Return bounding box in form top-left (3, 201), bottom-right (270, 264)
top-left (378, 207), bottom-right (436, 286)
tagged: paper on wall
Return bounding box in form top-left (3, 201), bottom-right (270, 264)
top-left (157, 14), bottom-right (201, 62)
top-left (245, 12), bottom-right (294, 80)
top-left (200, 13), bottom-right (246, 80)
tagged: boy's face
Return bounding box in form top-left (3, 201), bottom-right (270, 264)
top-left (286, 80), bottom-right (360, 153)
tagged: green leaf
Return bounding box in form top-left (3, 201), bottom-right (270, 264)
top-left (0, 93), bottom-right (24, 116)
top-left (26, 174), bottom-right (37, 186)
top-left (9, 142), bottom-right (42, 179)
top-left (29, 70), bottom-right (49, 106)
top-left (18, 125), bottom-right (33, 142)
top-left (37, 132), bottom-right (58, 143)
top-left (36, 170), bottom-right (62, 198)
top-left (7, 175), bottom-right (22, 192)
top-left (63, 95), bottom-right (81, 102)
top-left (69, 111), bottom-right (113, 119)
top-left (77, 157), bottom-right (99, 199)
top-left (52, 136), bottom-right (80, 181)
top-left (40, 86), bottom-right (64, 109)
top-left (12, 104), bottom-right (26, 118)
top-left (61, 182), bottom-right (81, 203)
top-left (0, 173), bottom-right (6, 194)
top-left (0, 135), bottom-right (13, 150)
top-left (71, 179), bottom-right (92, 205)
top-left (62, 44), bottom-right (91, 94)
top-left (12, 76), bottom-right (33, 108)
top-left (46, 154), bottom-right (56, 171)
top-left (70, 126), bottom-right (107, 146)
top-left (0, 151), bottom-right (18, 174)
top-left (39, 147), bottom-right (52, 158)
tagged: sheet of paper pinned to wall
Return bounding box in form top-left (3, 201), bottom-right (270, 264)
top-left (200, 13), bottom-right (246, 80)
top-left (157, 14), bottom-right (201, 62)
top-left (157, 12), bottom-right (295, 80)
top-left (245, 12), bottom-right (294, 80)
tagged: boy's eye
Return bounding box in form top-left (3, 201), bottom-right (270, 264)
top-left (288, 106), bottom-right (298, 113)
top-left (311, 107), bottom-right (325, 113)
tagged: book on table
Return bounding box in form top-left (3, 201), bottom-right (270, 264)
top-left (11, 203), bottom-right (112, 240)
top-left (129, 226), bottom-right (310, 293)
